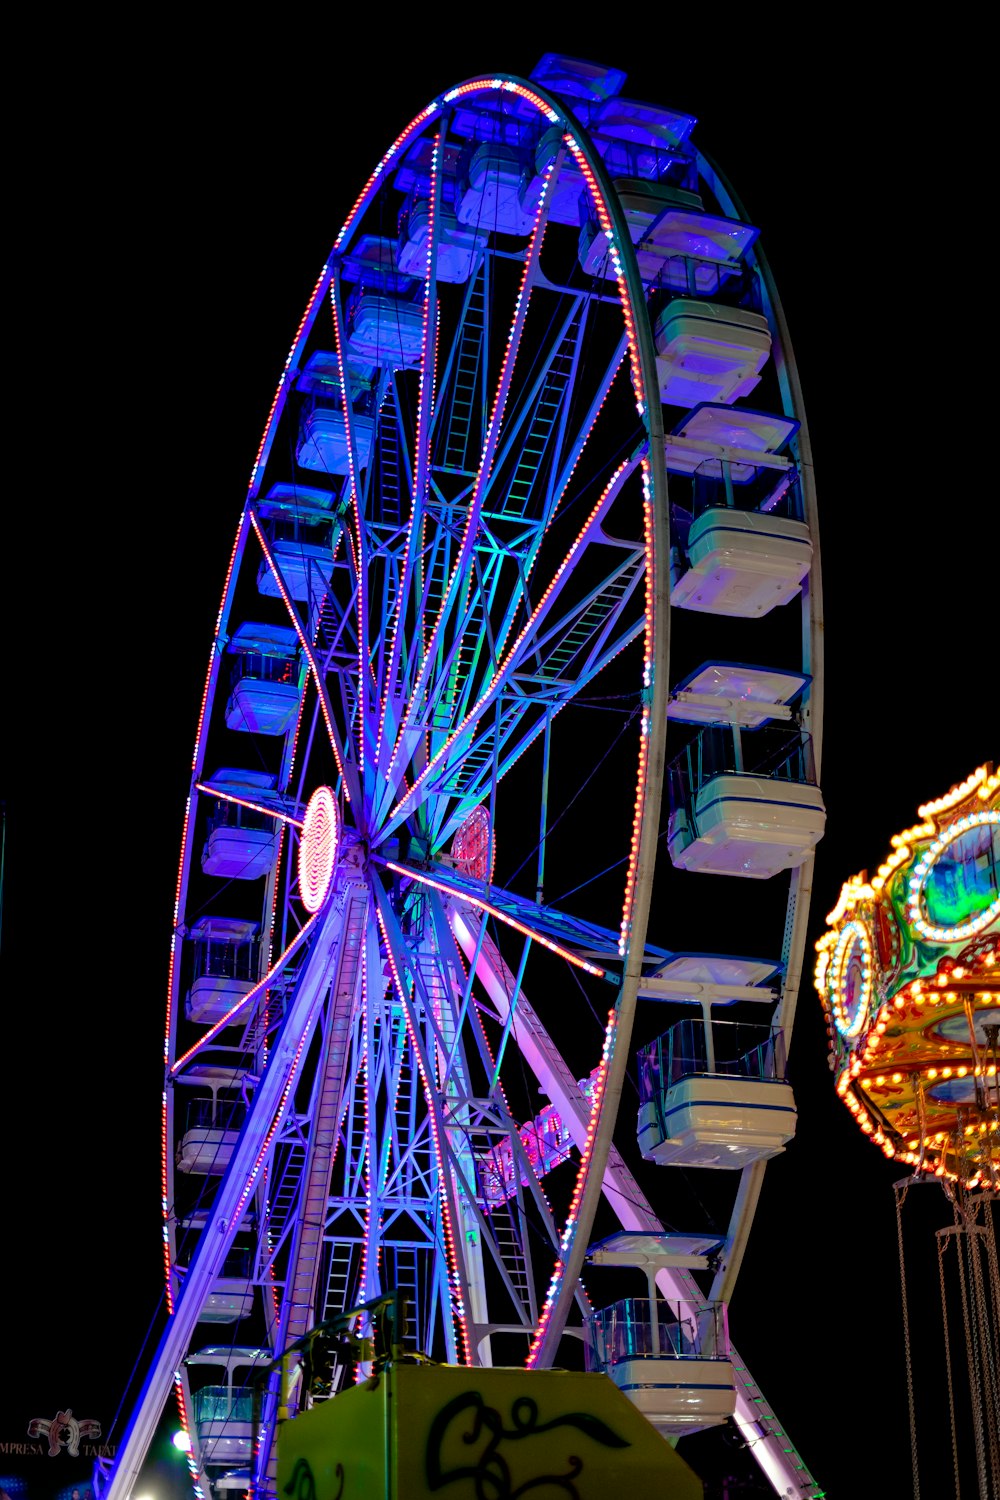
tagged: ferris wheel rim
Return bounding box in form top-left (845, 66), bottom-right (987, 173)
top-left (108, 59), bottom-right (826, 1500)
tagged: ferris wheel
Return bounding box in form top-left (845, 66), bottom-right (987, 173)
top-left (102, 54), bottom-right (827, 1500)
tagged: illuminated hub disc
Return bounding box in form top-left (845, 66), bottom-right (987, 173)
top-left (299, 786), bottom-right (340, 912)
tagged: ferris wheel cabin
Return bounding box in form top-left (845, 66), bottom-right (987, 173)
top-left (200, 772), bottom-right (281, 881)
top-left (224, 621), bottom-right (302, 737)
top-left (184, 915), bottom-right (261, 1023)
top-left (584, 1233), bottom-right (736, 1436)
top-left (175, 1065), bottom-right (251, 1176)
top-left (253, 481), bottom-right (339, 607)
top-left (664, 663), bottom-right (824, 878)
top-left (186, 1346), bottom-right (270, 1471)
top-left (636, 954), bottom-right (796, 1169)
top-left (173, 1214), bottom-right (255, 1325)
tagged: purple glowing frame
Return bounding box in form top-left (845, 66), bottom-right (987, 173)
top-left (101, 68), bottom-right (823, 1500)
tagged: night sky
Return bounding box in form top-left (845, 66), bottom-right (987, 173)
top-left (4, 28), bottom-right (994, 1500)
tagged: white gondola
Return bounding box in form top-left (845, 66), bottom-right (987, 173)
top-left (254, 479), bottom-right (338, 604)
top-left (212, 1472), bottom-right (252, 1496)
top-left (187, 1347), bottom-right (270, 1469)
top-left (665, 671), bottom-right (824, 878)
top-left (295, 351), bottom-right (375, 403)
top-left (579, 174), bottom-right (757, 291)
top-left (197, 1251), bottom-right (254, 1325)
top-left (667, 767), bottom-right (826, 877)
top-left (637, 1017), bottom-right (796, 1168)
top-left (184, 915), bottom-right (260, 1023)
top-left (256, 534), bottom-right (333, 603)
top-left (585, 1233), bottom-right (735, 1437)
top-left (345, 288), bottom-right (424, 368)
top-left (224, 622), bottom-right (300, 737)
top-left (578, 179), bottom-right (705, 277)
top-left (640, 1068), bottom-right (796, 1166)
top-left (397, 195), bottom-right (485, 282)
top-left (637, 203), bottom-right (758, 292)
top-left (173, 1217), bottom-right (254, 1324)
top-left (200, 769), bottom-right (279, 880)
top-left (654, 297), bottom-right (771, 407)
top-left (296, 406), bottom-right (375, 475)
top-left (176, 1066), bottom-right (250, 1176)
top-left (522, 123), bottom-right (587, 225)
top-left (665, 403), bottom-right (812, 616)
top-left (636, 951), bottom-right (796, 1167)
top-left (671, 508), bottom-right (812, 616)
top-left (668, 729), bottom-right (827, 876)
top-left (457, 142), bottom-right (536, 236)
top-left (254, 483), bottom-right (336, 604)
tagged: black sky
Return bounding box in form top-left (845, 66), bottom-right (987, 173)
top-left (4, 26), bottom-right (995, 1500)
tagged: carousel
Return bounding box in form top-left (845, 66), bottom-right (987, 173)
top-left (815, 762), bottom-right (1000, 1498)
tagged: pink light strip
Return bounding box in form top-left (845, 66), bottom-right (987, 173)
top-left (193, 783), bottom-right (304, 828)
top-left (327, 276), bottom-right (368, 777)
top-left (375, 132), bottom-right (441, 775)
top-left (162, 789), bottom-right (196, 1307)
top-left (172, 1377), bottom-right (203, 1496)
top-left (161, 1087), bottom-right (172, 1309)
top-left (170, 912), bottom-right (320, 1074)
top-left (261, 821), bottom-right (287, 1060)
top-left (564, 135), bottom-right (647, 416)
top-left (226, 1024), bottom-right (313, 1235)
top-left (337, 501), bottom-right (380, 778)
top-left (527, 1007), bottom-right (617, 1365)
top-left (619, 457), bottom-right (655, 956)
top-left (382, 107), bottom-right (553, 798)
top-left (442, 78), bottom-right (559, 124)
top-left (382, 861), bottom-right (605, 978)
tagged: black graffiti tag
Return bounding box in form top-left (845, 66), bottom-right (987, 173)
top-left (425, 1392), bottom-right (629, 1498)
top-left (283, 1454), bottom-right (344, 1500)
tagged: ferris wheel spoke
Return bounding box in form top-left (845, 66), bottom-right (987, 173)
top-left (375, 458), bottom-right (642, 842)
top-left (381, 858), bottom-right (614, 977)
top-left (374, 127), bottom-right (449, 714)
top-left (370, 873), bottom-right (482, 1359)
top-left (379, 195), bottom-right (550, 801)
top-left (379, 882), bottom-right (586, 1358)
